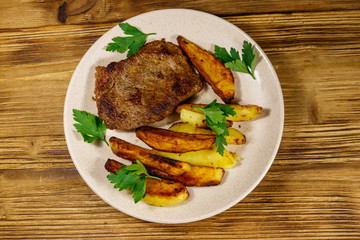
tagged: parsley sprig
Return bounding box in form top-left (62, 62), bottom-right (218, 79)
top-left (107, 160), bottom-right (161, 203)
top-left (214, 41), bottom-right (256, 79)
top-left (106, 23), bottom-right (156, 57)
top-left (194, 100), bottom-right (236, 156)
top-left (73, 109), bottom-right (108, 145)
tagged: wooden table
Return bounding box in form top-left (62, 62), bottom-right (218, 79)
top-left (1, 1), bottom-right (360, 239)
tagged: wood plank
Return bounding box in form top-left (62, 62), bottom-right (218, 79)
top-left (1, 8), bottom-right (360, 239)
top-left (0, 0), bottom-right (360, 28)
top-left (0, 164), bottom-right (359, 239)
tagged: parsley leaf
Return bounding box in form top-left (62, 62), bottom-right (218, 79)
top-left (242, 41), bottom-right (256, 74)
top-left (214, 41), bottom-right (256, 79)
top-left (214, 45), bottom-right (234, 63)
top-left (194, 100), bottom-right (236, 156)
top-left (73, 109), bottom-right (108, 145)
top-left (106, 23), bottom-right (156, 57)
top-left (107, 160), bottom-right (161, 203)
top-left (225, 60), bottom-right (248, 74)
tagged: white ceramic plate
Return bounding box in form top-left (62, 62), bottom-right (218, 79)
top-left (64, 9), bottom-right (284, 224)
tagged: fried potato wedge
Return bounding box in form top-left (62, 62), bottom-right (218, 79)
top-left (105, 159), bottom-right (189, 206)
top-left (136, 126), bottom-right (215, 153)
top-left (109, 137), bottom-right (191, 176)
top-left (227, 104), bottom-right (263, 121)
top-left (109, 138), bottom-right (225, 186)
top-left (146, 164), bottom-right (224, 186)
top-left (156, 146), bottom-right (239, 169)
top-left (177, 36), bottom-right (235, 103)
top-left (180, 108), bottom-right (233, 128)
top-left (169, 122), bottom-right (246, 145)
top-left (176, 103), bottom-right (263, 121)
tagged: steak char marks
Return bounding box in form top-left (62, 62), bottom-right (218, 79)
top-left (95, 40), bottom-right (203, 130)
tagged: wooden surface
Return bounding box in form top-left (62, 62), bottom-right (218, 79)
top-left (1, 0), bottom-right (360, 239)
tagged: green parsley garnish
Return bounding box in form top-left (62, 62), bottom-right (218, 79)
top-left (214, 41), bottom-right (256, 79)
top-left (194, 100), bottom-right (236, 156)
top-left (72, 109), bottom-right (108, 146)
top-left (106, 23), bottom-right (156, 57)
top-left (107, 160), bottom-right (161, 203)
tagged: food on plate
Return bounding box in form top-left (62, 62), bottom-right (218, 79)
top-left (136, 126), bottom-right (215, 153)
top-left (156, 146), bottom-right (239, 169)
top-left (169, 122), bottom-right (246, 145)
top-left (176, 103), bottom-right (263, 121)
top-left (109, 137), bottom-right (191, 176)
top-left (70, 22), bottom-right (265, 206)
top-left (109, 136), bottom-right (225, 186)
top-left (105, 159), bottom-right (189, 206)
top-left (177, 35), bottom-right (235, 104)
top-left (214, 41), bottom-right (256, 79)
top-left (95, 39), bottom-right (203, 130)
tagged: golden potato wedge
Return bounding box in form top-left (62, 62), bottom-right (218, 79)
top-left (136, 126), bottom-right (215, 153)
top-left (180, 108), bottom-right (233, 128)
top-left (143, 178), bottom-right (189, 206)
top-left (156, 146), bottom-right (239, 169)
top-left (109, 137), bottom-right (191, 176)
top-left (177, 35), bottom-right (235, 103)
top-left (105, 159), bottom-right (189, 206)
top-left (226, 104), bottom-right (263, 121)
top-left (169, 122), bottom-right (246, 145)
top-left (146, 164), bottom-right (224, 186)
top-left (176, 103), bottom-right (263, 121)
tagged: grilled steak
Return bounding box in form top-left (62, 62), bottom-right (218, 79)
top-left (94, 40), bottom-right (203, 130)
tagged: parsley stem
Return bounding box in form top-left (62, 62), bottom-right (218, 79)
top-left (249, 69), bottom-right (256, 79)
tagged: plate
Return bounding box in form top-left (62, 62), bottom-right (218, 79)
top-left (63, 9), bottom-right (284, 224)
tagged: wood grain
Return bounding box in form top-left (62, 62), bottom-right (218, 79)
top-left (0, 1), bottom-right (360, 239)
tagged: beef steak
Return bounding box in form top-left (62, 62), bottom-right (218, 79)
top-left (94, 40), bottom-right (203, 130)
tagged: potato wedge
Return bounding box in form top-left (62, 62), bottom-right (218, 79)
top-left (176, 103), bottom-right (263, 121)
top-left (109, 138), bottom-right (225, 186)
top-left (143, 178), bottom-right (189, 206)
top-left (169, 122), bottom-right (246, 145)
top-left (109, 137), bottom-right (191, 176)
top-left (180, 108), bottom-right (232, 128)
top-left (177, 36), bottom-right (235, 103)
top-left (227, 104), bottom-right (263, 121)
top-left (136, 126), bottom-right (215, 153)
top-left (105, 159), bottom-right (189, 206)
top-left (146, 164), bottom-right (224, 186)
top-left (156, 146), bottom-right (239, 169)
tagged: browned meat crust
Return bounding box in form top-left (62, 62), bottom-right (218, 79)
top-left (94, 40), bottom-right (203, 130)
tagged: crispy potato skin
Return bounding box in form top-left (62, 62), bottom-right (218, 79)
top-left (176, 103), bottom-right (263, 121)
top-left (105, 159), bottom-right (189, 206)
top-left (136, 126), bottom-right (215, 153)
top-left (177, 35), bottom-right (235, 104)
top-left (146, 165), bottom-right (224, 186)
top-left (108, 138), bottom-right (225, 186)
top-left (109, 137), bottom-right (191, 176)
